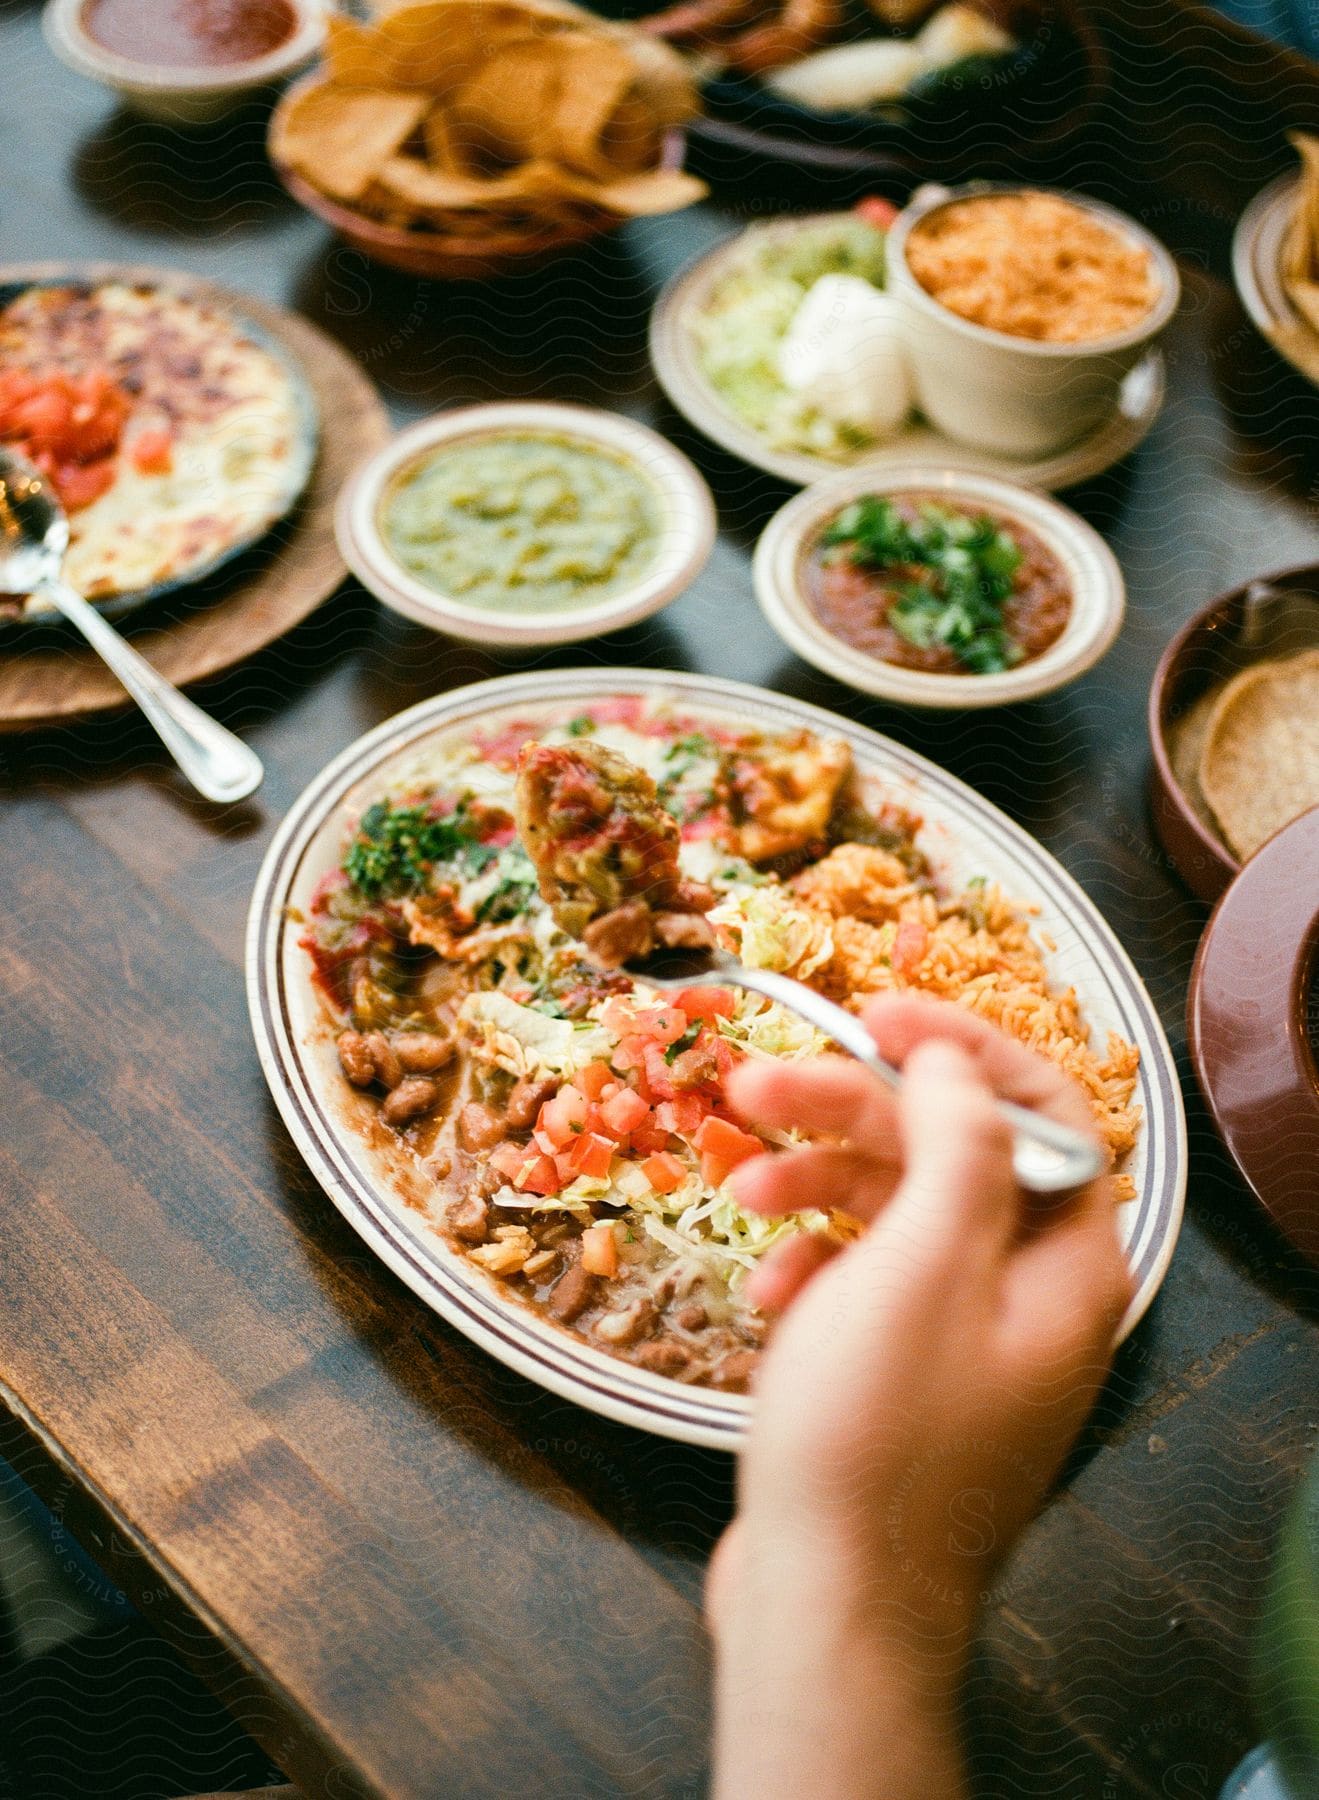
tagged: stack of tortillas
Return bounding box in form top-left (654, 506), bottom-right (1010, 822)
top-left (1187, 649), bottom-right (1319, 860)
top-left (1283, 133), bottom-right (1319, 339)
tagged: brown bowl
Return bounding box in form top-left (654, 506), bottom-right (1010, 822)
top-left (270, 75), bottom-right (688, 280)
top-left (1188, 803), bottom-right (1319, 1265)
top-left (1148, 563), bottom-right (1319, 904)
top-left (273, 163), bottom-right (617, 281)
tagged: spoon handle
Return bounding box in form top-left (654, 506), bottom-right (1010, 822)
top-left (39, 577), bottom-right (264, 804)
top-left (697, 959), bottom-right (1107, 1197)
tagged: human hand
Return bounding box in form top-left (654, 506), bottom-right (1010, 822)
top-left (707, 993), bottom-right (1133, 1800)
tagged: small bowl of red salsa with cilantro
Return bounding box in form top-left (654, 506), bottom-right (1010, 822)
top-left (753, 466), bottom-right (1126, 709)
top-left (43, 0), bottom-right (325, 124)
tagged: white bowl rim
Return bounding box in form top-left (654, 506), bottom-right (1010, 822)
top-left (44, 0), bottom-right (326, 91)
top-left (753, 462), bottom-right (1126, 709)
top-left (335, 400), bottom-right (717, 648)
top-left (888, 181), bottom-right (1181, 360)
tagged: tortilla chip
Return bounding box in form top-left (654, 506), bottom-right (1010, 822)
top-left (323, 14), bottom-right (396, 86)
top-left (272, 83), bottom-right (429, 202)
top-left (591, 167), bottom-right (708, 215)
top-left (546, 37), bottom-right (642, 173)
top-left (374, 0), bottom-right (573, 92)
top-left (450, 42), bottom-right (567, 165)
top-left (1198, 648), bottom-right (1319, 858)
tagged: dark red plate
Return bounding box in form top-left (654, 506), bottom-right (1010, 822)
top-left (1188, 804), bottom-right (1319, 1265)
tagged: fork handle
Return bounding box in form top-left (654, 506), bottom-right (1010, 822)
top-left (690, 962), bottom-right (1106, 1197)
top-left (38, 576), bottom-right (263, 804)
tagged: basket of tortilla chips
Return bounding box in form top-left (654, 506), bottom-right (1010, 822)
top-left (269, 0), bottom-right (706, 277)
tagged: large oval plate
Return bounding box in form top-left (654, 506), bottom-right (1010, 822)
top-left (246, 671), bottom-right (1187, 1450)
top-left (649, 215), bottom-right (1166, 493)
top-left (0, 265), bottom-right (320, 626)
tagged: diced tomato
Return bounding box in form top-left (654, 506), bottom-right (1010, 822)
top-left (892, 919), bottom-right (930, 979)
top-left (641, 1151), bottom-right (686, 1195)
top-left (855, 194), bottom-right (899, 229)
top-left (632, 1005), bottom-right (688, 1046)
top-left (487, 1142), bottom-right (527, 1182)
top-left (698, 1122), bottom-right (764, 1187)
top-left (656, 1094), bottom-right (711, 1136)
top-left (567, 1132), bottom-right (614, 1180)
top-left (610, 1033), bottom-right (649, 1074)
top-left (630, 1121), bottom-right (672, 1157)
top-left (599, 1086), bottom-right (649, 1139)
top-left (131, 427), bottom-right (173, 474)
top-left (675, 987), bottom-right (735, 1022)
top-left (537, 1085), bottom-right (589, 1150)
top-left (515, 1153), bottom-right (562, 1197)
top-left (570, 1061), bottom-right (614, 1103)
top-left (581, 1222), bottom-right (619, 1277)
top-left (598, 995), bottom-right (639, 1037)
top-left (53, 458), bottom-right (115, 510)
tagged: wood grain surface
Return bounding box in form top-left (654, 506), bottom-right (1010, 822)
top-left (1, 5), bottom-right (1318, 1798)
top-left (0, 263), bottom-right (389, 732)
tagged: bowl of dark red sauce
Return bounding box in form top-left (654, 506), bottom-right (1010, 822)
top-left (753, 464), bottom-right (1125, 709)
top-left (44, 0), bottom-right (325, 123)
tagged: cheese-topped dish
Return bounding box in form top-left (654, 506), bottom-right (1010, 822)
top-left (0, 280), bottom-right (315, 609)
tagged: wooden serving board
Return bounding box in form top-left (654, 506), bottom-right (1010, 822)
top-left (0, 261), bottom-right (390, 732)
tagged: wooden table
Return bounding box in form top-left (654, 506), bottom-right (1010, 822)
top-left (2, 5), bottom-right (1319, 1796)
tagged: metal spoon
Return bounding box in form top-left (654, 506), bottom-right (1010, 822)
top-left (626, 942), bottom-right (1107, 1196)
top-left (0, 449), bottom-right (263, 803)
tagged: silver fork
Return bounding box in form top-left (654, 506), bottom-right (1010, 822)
top-left (625, 944), bottom-right (1106, 1196)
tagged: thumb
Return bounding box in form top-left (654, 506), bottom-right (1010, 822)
top-left (886, 1040), bottom-right (1018, 1252)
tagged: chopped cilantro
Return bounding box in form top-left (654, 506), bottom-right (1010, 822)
top-left (821, 495), bottom-right (1025, 675)
top-left (566, 714), bottom-right (597, 737)
top-left (664, 1021), bottom-right (703, 1064)
top-left (473, 850), bottom-right (538, 923)
top-left (344, 801), bottom-right (488, 898)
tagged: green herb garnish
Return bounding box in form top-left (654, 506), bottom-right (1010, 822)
top-left (664, 1021), bottom-right (703, 1064)
top-left (345, 800), bottom-right (490, 898)
top-left (474, 850), bottom-right (539, 923)
top-left (821, 495), bottom-right (1025, 675)
top-left (566, 714), bottom-right (597, 737)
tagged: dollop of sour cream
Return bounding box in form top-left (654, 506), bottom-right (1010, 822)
top-left (775, 274), bottom-right (913, 439)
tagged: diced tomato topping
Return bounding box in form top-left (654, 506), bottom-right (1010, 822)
top-left (609, 1033), bottom-right (649, 1074)
top-left (632, 1005), bottom-right (688, 1046)
top-left (131, 428), bottom-right (173, 474)
top-left (599, 1086), bottom-right (650, 1139)
top-left (537, 1085), bottom-right (589, 1150)
top-left (53, 459), bottom-right (115, 510)
top-left (656, 1094), bottom-right (711, 1136)
top-left (629, 1121), bottom-right (672, 1157)
top-left (567, 1132), bottom-right (614, 1180)
top-left (569, 1061), bottom-right (614, 1103)
top-left (855, 194), bottom-right (899, 229)
top-left (581, 1222), bottom-right (619, 1277)
top-left (698, 1120), bottom-right (764, 1187)
top-left (598, 995), bottom-right (639, 1037)
top-left (515, 1153), bottom-right (562, 1197)
top-left (642, 1151), bottom-right (686, 1194)
top-left (487, 1142), bottom-right (527, 1182)
top-left (675, 987), bottom-right (735, 1022)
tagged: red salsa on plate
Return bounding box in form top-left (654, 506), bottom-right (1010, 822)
top-left (81, 0), bottom-right (299, 68)
top-left (807, 491), bottom-right (1072, 676)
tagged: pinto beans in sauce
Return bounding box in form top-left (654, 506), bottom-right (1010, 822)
top-left (457, 1101), bottom-right (505, 1151)
top-left (380, 1076), bottom-right (441, 1127)
top-left (393, 1031), bottom-right (454, 1074)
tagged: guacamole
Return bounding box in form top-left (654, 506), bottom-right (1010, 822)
top-left (382, 432), bottom-right (663, 613)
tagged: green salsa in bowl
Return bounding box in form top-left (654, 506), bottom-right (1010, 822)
top-left (337, 403), bottom-right (716, 647)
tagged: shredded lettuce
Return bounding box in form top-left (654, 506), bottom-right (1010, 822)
top-left (710, 885), bottom-right (834, 978)
top-left (460, 991), bottom-right (612, 1078)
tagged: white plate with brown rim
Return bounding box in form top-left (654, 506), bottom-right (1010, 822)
top-left (335, 401), bottom-right (716, 648)
top-left (648, 211), bottom-right (1167, 493)
top-left (754, 465), bottom-right (1126, 708)
top-left (246, 669), bottom-right (1186, 1450)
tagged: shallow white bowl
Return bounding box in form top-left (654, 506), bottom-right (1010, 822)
top-left (335, 402), bottom-right (717, 649)
top-left (887, 183), bottom-right (1181, 460)
top-left (43, 0), bottom-right (326, 123)
top-left (753, 464), bottom-right (1125, 709)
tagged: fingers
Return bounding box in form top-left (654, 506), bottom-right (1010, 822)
top-left (885, 1039), bottom-right (1019, 1250)
top-left (861, 992), bottom-right (1098, 1141)
top-left (732, 1141), bottom-right (899, 1222)
top-left (744, 1230), bottom-right (838, 1313)
top-left (727, 1053), bottom-right (899, 1144)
